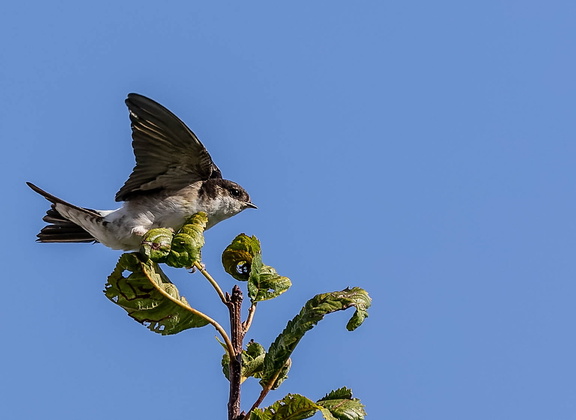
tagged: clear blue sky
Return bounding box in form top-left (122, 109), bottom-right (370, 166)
top-left (2, 1), bottom-right (576, 419)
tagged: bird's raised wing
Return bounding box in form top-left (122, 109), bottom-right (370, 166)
top-left (115, 93), bottom-right (222, 202)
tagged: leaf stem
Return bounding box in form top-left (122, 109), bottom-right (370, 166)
top-left (242, 303), bottom-right (257, 333)
top-left (150, 270), bottom-right (235, 357)
top-left (193, 261), bottom-right (227, 304)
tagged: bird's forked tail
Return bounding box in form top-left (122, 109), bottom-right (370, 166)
top-left (27, 182), bottom-right (100, 243)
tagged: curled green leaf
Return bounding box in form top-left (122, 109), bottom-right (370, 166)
top-left (165, 212), bottom-right (208, 268)
top-left (222, 234), bottom-right (261, 281)
top-left (104, 253), bottom-right (210, 335)
top-left (222, 234), bottom-right (291, 302)
top-left (138, 213), bottom-right (207, 267)
top-left (260, 288), bottom-right (371, 388)
top-left (140, 228), bottom-right (173, 262)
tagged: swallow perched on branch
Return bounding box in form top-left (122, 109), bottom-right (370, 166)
top-left (28, 93), bottom-right (256, 251)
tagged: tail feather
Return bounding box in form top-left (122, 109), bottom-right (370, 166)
top-left (27, 182), bottom-right (99, 244)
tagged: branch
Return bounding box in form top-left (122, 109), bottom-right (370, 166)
top-left (242, 369), bottom-right (281, 420)
top-left (226, 286), bottom-right (244, 420)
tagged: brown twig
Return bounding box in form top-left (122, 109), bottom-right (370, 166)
top-left (226, 285), bottom-right (244, 420)
top-left (241, 370), bottom-right (282, 420)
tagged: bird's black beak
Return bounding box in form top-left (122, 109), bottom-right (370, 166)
top-left (245, 202), bottom-right (258, 209)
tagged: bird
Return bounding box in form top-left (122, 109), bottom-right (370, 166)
top-left (27, 93), bottom-right (256, 251)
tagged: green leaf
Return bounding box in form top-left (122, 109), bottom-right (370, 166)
top-left (319, 388), bottom-right (353, 401)
top-left (242, 340), bottom-right (267, 380)
top-left (248, 253), bottom-right (292, 302)
top-left (270, 357), bottom-right (291, 390)
top-left (222, 234), bottom-right (291, 302)
top-left (250, 394), bottom-right (319, 420)
top-left (165, 212), bottom-right (208, 268)
top-left (317, 409), bottom-right (339, 420)
top-left (260, 288), bottom-right (371, 388)
top-left (221, 340), bottom-right (267, 383)
top-left (250, 389), bottom-right (366, 420)
top-left (222, 234), bottom-right (261, 281)
top-left (139, 228), bottom-right (173, 262)
top-left (139, 213), bottom-right (207, 268)
top-left (104, 253), bottom-right (210, 335)
top-left (316, 387), bottom-right (367, 420)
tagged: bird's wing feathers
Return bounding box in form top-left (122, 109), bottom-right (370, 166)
top-left (115, 93), bottom-right (222, 202)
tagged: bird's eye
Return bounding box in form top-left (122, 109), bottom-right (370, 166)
top-left (230, 188), bottom-right (241, 197)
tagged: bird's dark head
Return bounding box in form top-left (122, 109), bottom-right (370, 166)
top-left (198, 178), bottom-right (256, 227)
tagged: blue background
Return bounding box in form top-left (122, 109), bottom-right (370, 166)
top-left (2, 1), bottom-right (576, 418)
